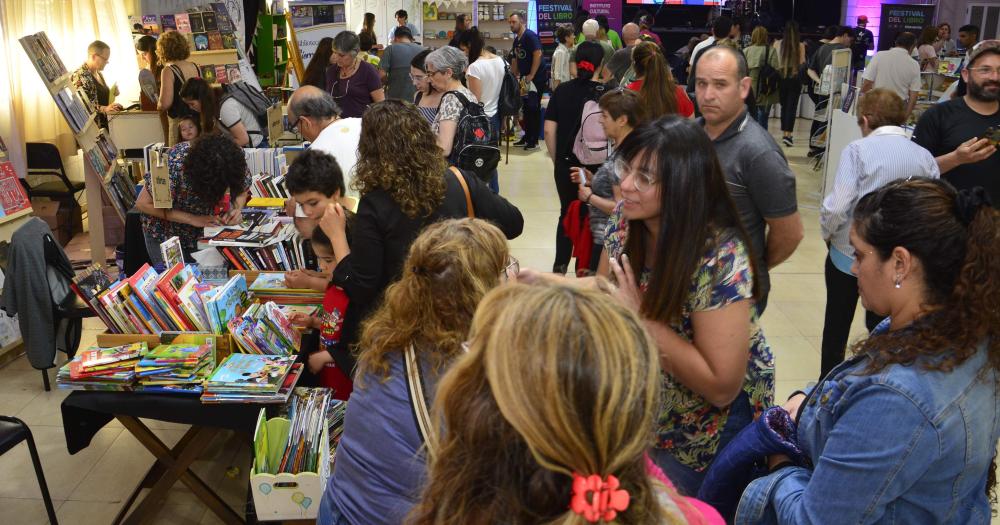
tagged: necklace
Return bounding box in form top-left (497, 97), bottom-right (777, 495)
top-left (340, 58), bottom-right (359, 79)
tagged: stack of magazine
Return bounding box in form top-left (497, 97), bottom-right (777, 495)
top-left (135, 342), bottom-right (215, 394)
top-left (203, 353), bottom-right (299, 403)
top-left (228, 301), bottom-right (302, 355)
top-left (56, 342), bottom-right (148, 391)
top-left (255, 388), bottom-right (333, 475)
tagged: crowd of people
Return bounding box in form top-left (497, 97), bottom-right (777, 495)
top-left (114, 9), bottom-right (1000, 525)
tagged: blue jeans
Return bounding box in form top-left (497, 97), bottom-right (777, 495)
top-left (754, 105), bottom-right (771, 130)
top-left (317, 490), bottom-right (352, 525)
top-left (650, 391), bottom-right (754, 496)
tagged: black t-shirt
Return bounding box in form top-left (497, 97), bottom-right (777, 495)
top-left (912, 97), bottom-right (1000, 203)
top-left (544, 78), bottom-right (602, 158)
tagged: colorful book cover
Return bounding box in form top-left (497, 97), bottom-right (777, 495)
top-left (211, 3), bottom-right (235, 31)
top-left (160, 14), bottom-right (177, 31)
top-left (221, 32), bottom-right (237, 50)
top-left (77, 342), bottom-right (147, 370)
top-left (155, 263), bottom-right (197, 331)
top-left (0, 161), bottom-right (31, 216)
top-left (189, 12), bottom-right (205, 33)
top-left (208, 273), bottom-right (248, 332)
top-left (142, 343), bottom-right (210, 363)
top-left (202, 11), bottom-right (219, 32)
top-left (215, 65), bottom-right (229, 84)
top-left (193, 33), bottom-right (210, 51)
top-left (175, 13), bottom-right (192, 33)
top-left (127, 264), bottom-right (176, 331)
top-left (225, 64), bottom-right (242, 83)
top-left (207, 31), bottom-right (224, 50)
top-left (160, 236), bottom-right (183, 268)
top-left (200, 64), bottom-right (217, 82)
top-left (177, 279), bottom-right (211, 331)
top-left (206, 353), bottom-right (295, 392)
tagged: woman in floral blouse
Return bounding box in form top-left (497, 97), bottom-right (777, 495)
top-left (134, 133), bottom-right (250, 266)
top-left (71, 40), bottom-right (123, 129)
top-left (522, 115), bottom-right (774, 496)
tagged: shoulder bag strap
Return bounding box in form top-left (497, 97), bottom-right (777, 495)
top-left (405, 344), bottom-right (435, 455)
top-left (758, 46), bottom-right (768, 95)
top-left (449, 167), bottom-right (475, 218)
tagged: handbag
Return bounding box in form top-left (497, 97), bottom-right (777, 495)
top-left (404, 344), bottom-right (436, 455)
top-left (449, 167), bottom-right (475, 218)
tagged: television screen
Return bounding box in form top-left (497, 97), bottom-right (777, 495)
top-left (625, 0), bottom-right (721, 5)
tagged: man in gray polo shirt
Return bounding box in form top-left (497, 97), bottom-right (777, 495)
top-left (695, 46), bottom-right (804, 313)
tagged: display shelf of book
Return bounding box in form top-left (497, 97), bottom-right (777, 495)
top-left (256, 13), bottom-right (289, 87)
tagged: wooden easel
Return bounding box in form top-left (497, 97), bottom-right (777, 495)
top-left (282, 12), bottom-right (306, 89)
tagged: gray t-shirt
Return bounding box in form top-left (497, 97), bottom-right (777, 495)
top-left (588, 153), bottom-right (618, 243)
top-left (381, 42), bottom-right (424, 101)
top-left (706, 111), bottom-right (797, 301)
top-left (607, 45), bottom-right (633, 86)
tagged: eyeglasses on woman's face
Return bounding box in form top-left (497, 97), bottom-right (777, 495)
top-left (409, 72), bottom-right (427, 83)
top-left (614, 158), bottom-right (658, 193)
top-left (501, 256), bottom-right (520, 281)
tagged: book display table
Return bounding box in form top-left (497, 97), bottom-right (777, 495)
top-left (61, 391), bottom-right (272, 524)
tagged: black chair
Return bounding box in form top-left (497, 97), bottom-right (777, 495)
top-left (39, 296), bottom-right (94, 392)
top-left (24, 142), bottom-right (85, 238)
top-left (0, 416), bottom-right (58, 524)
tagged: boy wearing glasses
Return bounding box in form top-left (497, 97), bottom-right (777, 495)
top-left (913, 41), bottom-right (1000, 203)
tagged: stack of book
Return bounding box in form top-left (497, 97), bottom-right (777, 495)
top-left (244, 148), bottom-right (289, 180)
top-left (209, 223), bottom-right (313, 271)
top-left (73, 263), bottom-right (248, 336)
top-left (19, 32), bottom-right (68, 85)
top-left (203, 353), bottom-right (299, 403)
top-left (136, 342), bottom-right (215, 394)
top-left (56, 342), bottom-right (147, 391)
top-left (229, 301), bottom-right (302, 355)
top-left (103, 162), bottom-right (139, 220)
top-left (249, 273), bottom-right (324, 305)
top-left (248, 173), bottom-right (290, 200)
top-left (262, 388), bottom-right (333, 475)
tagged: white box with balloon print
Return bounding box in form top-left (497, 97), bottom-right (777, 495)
top-left (251, 409), bottom-right (330, 520)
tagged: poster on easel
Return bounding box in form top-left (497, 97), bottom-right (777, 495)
top-left (0, 137), bottom-right (32, 221)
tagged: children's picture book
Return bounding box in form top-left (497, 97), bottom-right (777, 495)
top-left (200, 63), bottom-right (217, 82)
top-left (160, 236), bottom-right (184, 268)
top-left (206, 273), bottom-right (248, 334)
top-left (207, 31), bottom-right (224, 50)
top-left (194, 33), bottom-right (210, 51)
top-left (175, 13), bottom-right (192, 33)
top-left (225, 63), bottom-right (242, 83)
top-left (206, 353), bottom-right (295, 392)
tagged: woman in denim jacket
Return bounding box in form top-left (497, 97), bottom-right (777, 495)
top-left (737, 178), bottom-right (1000, 524)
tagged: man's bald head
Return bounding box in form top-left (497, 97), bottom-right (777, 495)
top-left (698, 45), bottom-right (749, 81)
top-left (288, 85), bottom-right (340, 141)
top-left (621, 23), bottom-right (640, 45)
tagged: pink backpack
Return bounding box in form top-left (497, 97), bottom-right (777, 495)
top-left (571, 86), bottom-right (610, 165)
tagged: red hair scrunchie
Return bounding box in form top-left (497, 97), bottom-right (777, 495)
top-left (569, 473), bottom-right (630, 522)
top-left (577, 60), bottom-right (596, 73)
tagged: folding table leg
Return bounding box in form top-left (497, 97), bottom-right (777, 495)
top-left (115, 416), bottom-right (244, 525)
top-left (112, 425), bottom-right (200, 524)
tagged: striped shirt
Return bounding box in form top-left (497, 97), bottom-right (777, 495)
top-left (821, 126), bottom-right (939, 274)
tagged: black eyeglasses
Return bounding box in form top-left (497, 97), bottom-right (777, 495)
top-left (286, 115), bottom-right (301, 132)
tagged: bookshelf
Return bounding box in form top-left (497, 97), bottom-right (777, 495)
top-left (256, 13), bottom-right (290, 87)
top-left (421, 1), bottom-right (524, 53)
top-left (20, 31), bottom-right (126, 262)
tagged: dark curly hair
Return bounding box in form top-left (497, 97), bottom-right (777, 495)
top-left (353, 100), bottom-right (446, 218)
top-left (184, 134), bottom-right (248, 205)
top-left (285, 149), bottom-right (345, 198)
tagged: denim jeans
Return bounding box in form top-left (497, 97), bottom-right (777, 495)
top-left (754, 105), bottom-right (771, 130)
top-left (317, 490), bottom-right (353, 525)
top-left (650, 391), bottom-right (754, 496)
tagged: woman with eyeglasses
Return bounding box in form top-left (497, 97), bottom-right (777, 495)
top-left (424, 46), bottom-right (477, 160)
top-left (410, 49), bottom-right (442, 124)
top-left (325, 31), bottom-right (385, 118)
top-left (524, 115), bottom-right (773, 496)
top-left (72, 40), bottom-right (123, 129)
top-left (317, 218), bottom-right (514, 525)
top-left (314, 100), bottom-right (522, 400)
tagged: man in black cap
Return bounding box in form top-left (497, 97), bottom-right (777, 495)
top-left (852, 15), bottom-right (875, 72)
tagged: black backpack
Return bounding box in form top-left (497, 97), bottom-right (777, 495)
top-left (220, 81), bottom-right (272, 138)
top-left (444, 90), bottom-right (500, 181)
top-left (757, 46), bottom-right (780, 98)
top-left (497, 62), bottom-right (522, 118)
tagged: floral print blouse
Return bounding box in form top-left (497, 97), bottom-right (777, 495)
top-left (141, 141), bottom-right (249, 254)
top-left (604, 202), bottom-right (775, 472)
top-left (71, 64), bottom-right (109, 128)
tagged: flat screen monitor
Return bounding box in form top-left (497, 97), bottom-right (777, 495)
top-left (625, 0), bottom-right (721, 5)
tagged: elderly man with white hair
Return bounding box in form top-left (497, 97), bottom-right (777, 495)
top-left (578, 18), bottom-right (615, 76)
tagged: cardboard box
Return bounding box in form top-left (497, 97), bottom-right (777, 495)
top-left (95, 331), bottom-right (233, 364)
top-left (30, 198), bottom-right (73, 245)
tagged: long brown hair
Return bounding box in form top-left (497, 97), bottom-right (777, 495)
top-left (353, 100), bottom-right (447, 218)
top-left (411, 284), bottom-right (681, 525)
top-left (631, 42), bottom-right (678, 118)
top-left (355, 219), bottom-right (508, 383)
top-left (851, 178), bottom-right (1000, 374)
top-left (302, 37), bottom-right (333, 89)
top-left (618, 116), bottom-right (759, 324)
top-left (178, 77), bottom-right (222, 135)
top-left (779, 21), bottom-right (802, 77)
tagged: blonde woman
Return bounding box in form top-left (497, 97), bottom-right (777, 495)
top-left (410, 284), bottom-right (723, 524)
top-left (156, 30), bottom-right (200, 146)
top-left (317, 218), bottom-right (514, 525)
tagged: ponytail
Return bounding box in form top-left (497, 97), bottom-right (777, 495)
top-left (633, 42), bottom-right (677, 118)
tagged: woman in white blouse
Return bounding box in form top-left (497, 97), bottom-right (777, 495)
top-left (551, 25), bottom-right (575, 89)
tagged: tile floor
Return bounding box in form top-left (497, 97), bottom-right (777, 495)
top-left (0, 119), bottom-right (959, 524)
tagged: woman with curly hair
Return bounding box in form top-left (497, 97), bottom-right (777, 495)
top-left (155, 30), bottom-right (200, 146)
top-left (740, 178), bottom-right (1000, 523)
top-left (317, 218), bottom-right (514, 525)
top-left (410, 283), bottom-right (723, 524)
top-left (317, 100), bottom-right (522, 375)
top-left (135, 134), bottom-right (250, 266)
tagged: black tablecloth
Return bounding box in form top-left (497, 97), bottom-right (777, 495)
top-left (61, 391), bottom-right (271, 454)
